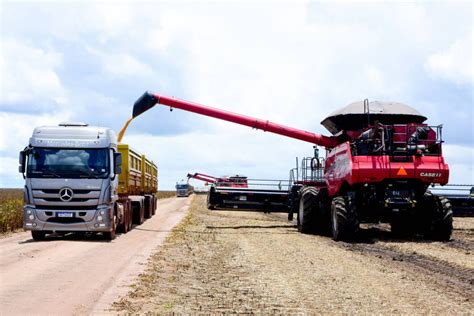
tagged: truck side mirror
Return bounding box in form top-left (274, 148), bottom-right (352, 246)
top-left (19, 151), bottom-right (26, 173)
top-left (114, 152), bottom-right (122, 175)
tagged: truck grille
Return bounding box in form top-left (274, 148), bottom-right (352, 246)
top-left (32, 189), bottom-right (101, 207)
top-left (46, 217), bottom-right (85, 224)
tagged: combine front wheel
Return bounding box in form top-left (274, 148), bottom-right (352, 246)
top-left (331, 195), bottom-right (359, 241)
top-left (297, 187), bottom-right (318, 234)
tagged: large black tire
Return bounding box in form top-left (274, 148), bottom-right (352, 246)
top-left (144, 196), bottom-right (152, 219)
top-left (132, 203), bottom-right (145, 225)
top-left (104, 215), bottom-right (117, 240)
top-left (207, 188), bottom-right (216, 210)
top-left (31, 231), bottom-right (46, 241)
top-left (331, 195), bottom-right (359, 241)
top-left (297, 187), bottom-right (318, 234)
top-left (422, 193), bottom-right (453, 241)
top-left (151, 197), bottom-right (156, 216)
top-left (127, 202), bottom-right (133, 231)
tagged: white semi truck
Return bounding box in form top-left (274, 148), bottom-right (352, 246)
top-left (19, 122), bottom-right (158, 241)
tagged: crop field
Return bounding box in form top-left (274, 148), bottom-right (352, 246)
top-left (0, 189), bottom-right (23, 233)
top-left (113, 195), bottom-right (474, 314)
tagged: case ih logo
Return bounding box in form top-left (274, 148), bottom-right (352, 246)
top-left (420, 172), bottom-right (442, 177)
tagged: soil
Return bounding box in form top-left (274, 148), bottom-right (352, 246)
top-left (0, 196), bottom-right (191, 315)
top-left (113, 195), bottom-right (473, 314)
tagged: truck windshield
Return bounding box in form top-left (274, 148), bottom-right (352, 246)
top-left (27, 148), bottom-right (110, 179)
top-left (176, 185), bottom-right (188, 189)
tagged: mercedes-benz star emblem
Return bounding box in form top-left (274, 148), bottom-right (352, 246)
top-left (59, 187), bottom-right (74, 202)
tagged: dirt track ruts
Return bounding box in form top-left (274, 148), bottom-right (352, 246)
top-left (113, 195), bottom-right (474, 314)
top-left (0, 196), bottom-right (191, 315)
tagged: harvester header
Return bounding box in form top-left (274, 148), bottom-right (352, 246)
top-left (133, 91), bottom-right (339, 148)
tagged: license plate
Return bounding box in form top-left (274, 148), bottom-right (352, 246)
top-left (57, 212), bottom-right (73, 218)
top-left (239, 196), bottom-right (247, 201)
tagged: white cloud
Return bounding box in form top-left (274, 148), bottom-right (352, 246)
top-left (0, 38), bottom-right (66, 104)
top-left (1, 2), bottom-right (472, 189)
top-left (424, 34), bottom-right (473, 85)
top-left (102, 53), bottom-right (152, 77)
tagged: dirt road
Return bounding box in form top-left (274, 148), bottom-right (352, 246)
top-left (114, 195), bottom-right (473, 314)
top-left (0, 196), bottom-right (191, 315)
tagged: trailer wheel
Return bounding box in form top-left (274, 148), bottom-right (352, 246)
top-left (151, 197), bottom-right (156, 216)
top-left (298, 187), bottom-right (318, 234)
top-left (31, 231), bottom-right (46, 241)
top-left (331, 195), bottom-right (359, 241)
top-left (122, 207), bottom-right (130, 234)
top-left (127, 202), bottom-right (133, 231)
top-left (423, 193), bottom-right (453, 241)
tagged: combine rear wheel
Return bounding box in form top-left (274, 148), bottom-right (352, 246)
top-left (298, 187), bottom-right (318, 234)
top-left (422, 193), bottom-right (453, 241)
top-left (331, 195), bottom-right (359, 241)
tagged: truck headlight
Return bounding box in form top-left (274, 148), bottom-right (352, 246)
top-left (97, 215), bottom-right (103, 222)
top-left (28, 215), bottom-right (35, 220)
top-left (26, 210), bottom-right (32, 215)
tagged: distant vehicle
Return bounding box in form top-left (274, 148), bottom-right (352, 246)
top-left (19, 122), bottom-right (158, 241)
top-left (176, 183), bottom-right (194, 197)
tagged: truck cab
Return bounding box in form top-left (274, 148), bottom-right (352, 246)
top-left (176, 183), bottom-right (193, 197)
top-left (19, 123), bottom-right (122, 240)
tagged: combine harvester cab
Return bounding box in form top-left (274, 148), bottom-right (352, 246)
top-left (130, 92), bottom-right (453, 241)
top-left (188, 172), bottom-right (289, 212)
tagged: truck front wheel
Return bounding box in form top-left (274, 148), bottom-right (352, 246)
top-left (31, 231), bottom-right (46, 241)
top-left (104, 215), bottom-right (117, 240)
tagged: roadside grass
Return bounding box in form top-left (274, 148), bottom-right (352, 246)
top-left (112, 195), bottom-right (199, 313)
top-left (156, 191), bottom-right (176, 199)
top-left (0, 189), bottom-right (23, 233)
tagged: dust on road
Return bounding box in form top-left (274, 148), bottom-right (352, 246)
top-left (114, 195), bottom-right (473, 314)
top-left (0, 196), bottom-right (192, 315)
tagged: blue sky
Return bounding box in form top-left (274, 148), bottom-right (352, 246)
top-left (0, 1), bottom-right (472, 189)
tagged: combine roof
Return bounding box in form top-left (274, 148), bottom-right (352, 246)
top-left (321, 100), bottom-right (427, 134)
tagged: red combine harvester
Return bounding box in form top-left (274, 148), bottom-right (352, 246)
top-left (187, 172), bottom-right (289, 211)
top-left (187, 172), bottom-right (249, 188)
top-left (132, 92), bottom-right (453, 241)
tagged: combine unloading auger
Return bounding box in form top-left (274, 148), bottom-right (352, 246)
top-left (132, 90), bottom-right (453, 241)
top-left (132, 92), bottom-right (339, 148)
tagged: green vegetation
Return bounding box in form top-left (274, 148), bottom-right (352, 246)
top-left (0, 189), bottom-right (23, 233)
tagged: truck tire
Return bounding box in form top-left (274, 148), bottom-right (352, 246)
top-left (127, 202), bottom-right (133, 231)
top-left (132, 203), bottom-right (144, 225)
top-left (151, 197), bottom-right (156, 216)
top-left (423, 193), bottom-right (453, 241)
top-left (331, 195), bottom-right (359, 241)
top-left (122, 207), bottom-right (130, 234)
top-left (297, 187), bottom-right (318, 234)
top-left (144, 196), bottom-right (152, 219)
top-left (31, 231), bottom-right (46, 241)
top-left (104, 215), bottom-right (117, 240)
